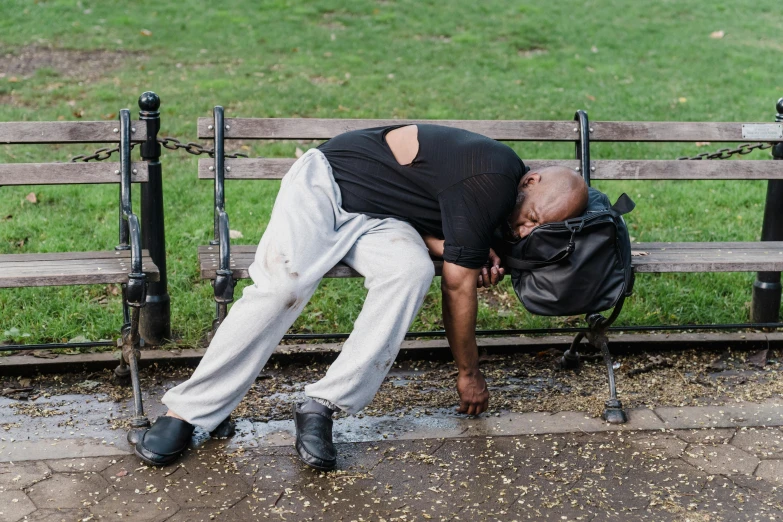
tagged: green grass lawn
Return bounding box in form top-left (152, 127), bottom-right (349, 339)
top-left (1, 0), bottom-right (782, 347)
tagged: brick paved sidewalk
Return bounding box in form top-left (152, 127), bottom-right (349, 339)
top-left (2, 425), bottom-right (783, 522)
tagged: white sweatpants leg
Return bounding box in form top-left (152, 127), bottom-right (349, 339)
top-left (162, 149), bottom-right (434, 431)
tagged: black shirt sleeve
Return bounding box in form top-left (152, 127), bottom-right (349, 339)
top-left (438, 174), bottom-right (518, 269)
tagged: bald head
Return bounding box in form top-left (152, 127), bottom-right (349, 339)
top-left (505, 166), bottom-right (589, 241)
top-left (532, 166), bottom-right (589, 215)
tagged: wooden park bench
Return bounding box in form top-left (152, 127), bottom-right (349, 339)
top-left (0, 109), bottom-right (159, 432)
top-left (195, 104), bottom-right (783, 424)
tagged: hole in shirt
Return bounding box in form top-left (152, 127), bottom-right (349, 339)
top-left (385, 125), bottom-right (419, 166)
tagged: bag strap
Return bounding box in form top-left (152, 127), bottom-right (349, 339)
top-left (611, 193), bottom-right (635, 215)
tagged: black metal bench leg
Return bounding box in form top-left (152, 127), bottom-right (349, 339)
top-left (114, 291), bottom-right (132, 382)
top-left (597, 336), bottom-right (627, 424)
top-left (560, 332), bottom-right (584, 369)
top-left (124, 306), bottom-right (150, 444)
top-left (212, 300), bottom-right (229, 334)
top-left (585, 296), bottom-right (628, 424)
top-left (209, 269), bottom-right (235, 341)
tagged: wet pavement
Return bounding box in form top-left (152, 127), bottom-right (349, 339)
top-left (2, 349), bottom-right (783, 520)
top-left (3, 426), bottom-right (783, 521)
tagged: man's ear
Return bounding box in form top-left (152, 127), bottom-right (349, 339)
top-left (520, 172), bottom-right (541, 189)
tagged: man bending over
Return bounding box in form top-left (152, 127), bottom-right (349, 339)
top-left (134, 124), bottom-right (588, 470)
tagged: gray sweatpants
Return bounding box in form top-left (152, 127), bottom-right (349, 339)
top-left (162, 149), bottom-right (435, 431)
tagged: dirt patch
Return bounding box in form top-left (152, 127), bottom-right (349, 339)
top-left (2, 346), bottom-right (780, 428)
top-left (0, 45), bottom-right (144, 81)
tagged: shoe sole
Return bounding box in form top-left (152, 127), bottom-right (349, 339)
top-left (133, 444), bottom-right (182, 467)
top-left (293, 403), bottom-right (336, 471)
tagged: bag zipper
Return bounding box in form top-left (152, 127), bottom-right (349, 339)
top-left (530, 209), bottom-right (613, 232)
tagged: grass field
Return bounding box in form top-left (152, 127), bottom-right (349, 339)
top-left (1, 0), bottom-right (782, 347)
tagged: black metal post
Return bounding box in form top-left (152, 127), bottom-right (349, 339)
top-left (750, 98), bottom-right (783, 324)
top-left (574, 110), bottom-right (591, 186)
top-left (137, 92), bottom-right (171, 344)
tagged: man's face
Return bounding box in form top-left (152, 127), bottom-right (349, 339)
top-left (504, 174), bottom-right (577, 242)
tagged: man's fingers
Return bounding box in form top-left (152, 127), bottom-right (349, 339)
top-left (489, 249), bottom-right (501, 266)
top-left (466, 404), bottom-right (477, 416)
top-left (490, 266), bottom-right (499, 286)
top-left (481, 267), bottom-right (491, 288)
top-left (457, 401), bottom-right (467, 414)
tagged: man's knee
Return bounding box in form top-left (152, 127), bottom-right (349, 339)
top-left (246, 276), bottom-right (307, 311)
top-left (385, 254), bottom-right (435, 292)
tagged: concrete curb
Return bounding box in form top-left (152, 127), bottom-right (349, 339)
top-left (3, 400), bottom-right (781, 462)
top-left (1, 331), bottom-right (780, 376)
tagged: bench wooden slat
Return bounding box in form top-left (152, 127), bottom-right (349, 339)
top-left (631, 242), bottom-right (783, 273)
top-left (590, 160), bottom-right (783, 180)
top-left (0, 121), bottom-right (148, 144)
top-left (198, 118), bottom-right (580, 141)
top-left (0, 162), bottom-right (149, 185)
top-left (634, 242), bottom-right (776, 250)
top-left (197, 245), bottom-right (442, 279)
top-left (198, 243), bottom-right (783, 280)
top-left (197, 118), bottom-right (783, 143)
top-left (198, 158), bottom-right (783, 181)
top-left (590, 121), bottom-right (783, 142)
top-left (0, 251), bottom-right (160, 288)
top-left (0, 250), bottom-right (151, 262)
top-left (0, 259), bottom-right (157, 269)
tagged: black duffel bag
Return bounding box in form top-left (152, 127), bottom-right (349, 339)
top-left (502, 188), bottom-right (635, 316)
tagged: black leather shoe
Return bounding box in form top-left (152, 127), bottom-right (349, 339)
top-left (210, 416), bottom-right (236, 439)
top-left (293, 401), bottom-right (336, 471)
top-left (134, 416), bottom-right (194, 467)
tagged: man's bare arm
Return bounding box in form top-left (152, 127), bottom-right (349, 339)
top-left (441, 261), bottom-right (489, 415)
top-left (421, 234), bottom-right (445, 258)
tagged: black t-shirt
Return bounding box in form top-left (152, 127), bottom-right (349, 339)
top-left (318, 124), bottom-right (527, 269)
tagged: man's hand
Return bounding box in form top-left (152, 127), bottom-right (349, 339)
top-left (456, 369), bottom-right (489, 415)
top-left (477, 248), bottom-right (505, 288)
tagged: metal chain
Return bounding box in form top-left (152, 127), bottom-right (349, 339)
top-left (73, 137), bottom-right (772, 162)
top-left (679, 142), bottom-right (773, 160)
top-left (70, 143), bottom-right (138, 162)
top-left (70, 137), bottom-right (247, 162)
top-left (157, 137), bottom-right (248, 159)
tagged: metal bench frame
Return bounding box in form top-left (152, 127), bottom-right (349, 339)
top-left (197, 101), bottom-right (783, 424)
top-left (0, 109), bottom-right (157, 432)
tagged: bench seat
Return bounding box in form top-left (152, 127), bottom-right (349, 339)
top-left (0, 250), bottom-right (160, 288)
top-left (198, 242), bottom-right (783, 280)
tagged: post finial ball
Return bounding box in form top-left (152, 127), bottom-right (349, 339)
top-left (777, 97), bottom-right (783, 115)
top-left (138, 91), bottom-right (160, 112)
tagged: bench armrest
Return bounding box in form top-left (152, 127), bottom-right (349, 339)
top-left (216, 208), bottom-right (232, 272)
top-left (124, 212), bottom-right (147, 307)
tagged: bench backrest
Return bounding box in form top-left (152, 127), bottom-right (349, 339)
top-left (197, 116), bottom-right (783, 182)
top-left (0, 120), bottom-right (150, 186)
top-left (1, 111), bottom-right (149, 252)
